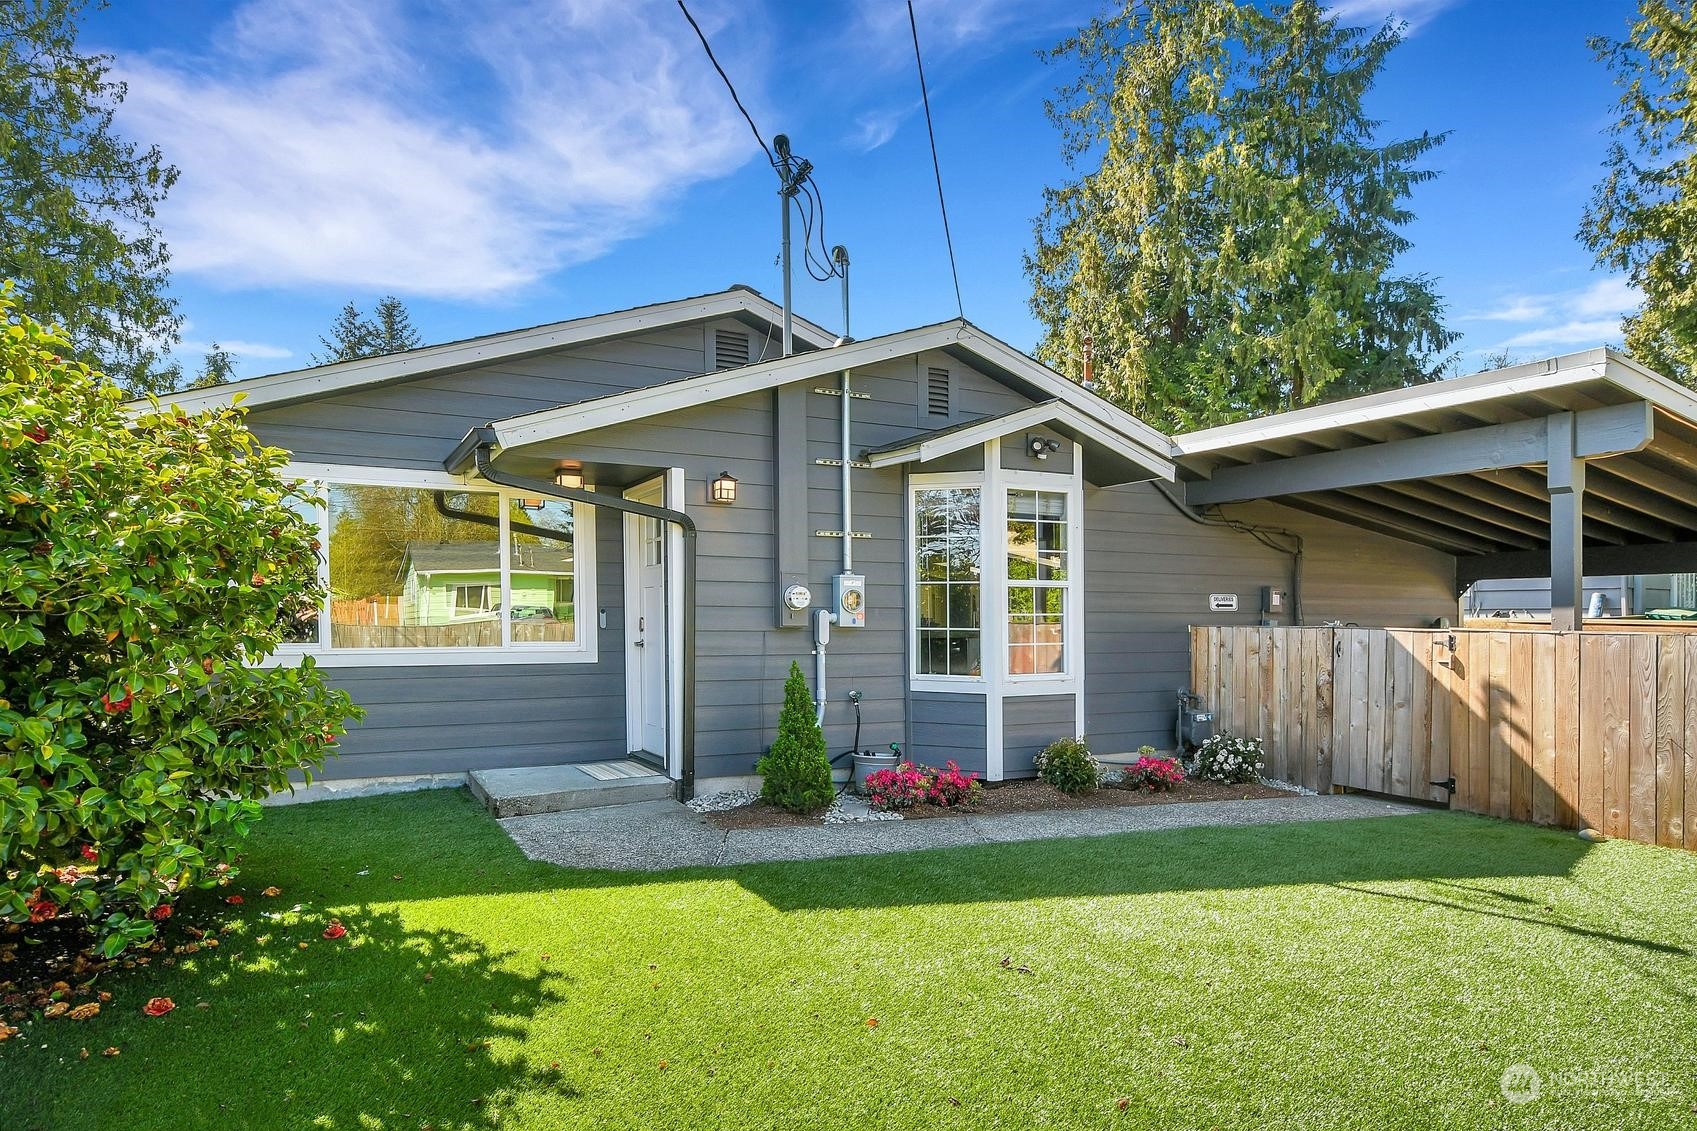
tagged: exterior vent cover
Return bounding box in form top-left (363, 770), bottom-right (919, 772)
top-left (714, 328), bottom-right (751, 370)
top-left (926, 367), bottom-right (951, 417)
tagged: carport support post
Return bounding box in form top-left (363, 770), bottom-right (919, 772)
top-left (1547, 412), bottom-right (1586, 633)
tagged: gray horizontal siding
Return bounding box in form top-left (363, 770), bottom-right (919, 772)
top-left (1082, 484), bottom-right (1457, 754)
top-left (910, 692), bottom-right (988, 776)
top-left (315, 487), bottom-right (625, 779)
top-left (1003, 694), bottom-right (1076, 777)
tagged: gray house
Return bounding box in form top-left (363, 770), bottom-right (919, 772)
top-left (162, 286), bottom-right (1488, 795)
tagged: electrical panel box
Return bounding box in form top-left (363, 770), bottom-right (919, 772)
top-left (1260, 586), bottom-right (1283, 614)
top-left (834, 573), bottom-right (866, 628)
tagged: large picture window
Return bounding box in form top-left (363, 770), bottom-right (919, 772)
top-left (280, 471), bottom-right (591, 660)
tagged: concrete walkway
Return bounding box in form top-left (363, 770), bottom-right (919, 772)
top-left (499, 793), bottom-right (1428, 872)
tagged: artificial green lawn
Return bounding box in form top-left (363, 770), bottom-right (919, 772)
top-left (3, 790), bottom-right (1694, 1130)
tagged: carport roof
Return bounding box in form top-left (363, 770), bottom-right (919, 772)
top-left (1169, 348), bottom-right (1697, 582)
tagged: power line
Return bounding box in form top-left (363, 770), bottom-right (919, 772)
top-left (907, 0), bottom-right (964, 321)
top-left (677, 1), bottom-right (776, 169)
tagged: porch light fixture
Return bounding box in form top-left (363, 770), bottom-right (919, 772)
top-left (710, 471), bottom-right (738, 504)
top-left (553, 465), bottom-right (584, 490)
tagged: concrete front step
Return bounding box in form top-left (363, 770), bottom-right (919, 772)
top-left (468, 761), bottom-right (675, 818)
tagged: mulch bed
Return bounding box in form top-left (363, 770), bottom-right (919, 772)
top-left (703, 778), bottom-right (1296, 829)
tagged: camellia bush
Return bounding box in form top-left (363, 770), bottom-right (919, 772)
top-left (0, 289), bottom-right (361, 955)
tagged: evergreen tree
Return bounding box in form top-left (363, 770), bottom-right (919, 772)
top-left (756, 662), bottom-right (835, 812)
top-left (1579, 0), bottom-right (1697, 385)
top-left (188, 342), bottom-right (236, 389)
top-left (1027, 0), bottom-right (1455, 431)
top-left (0, 0), bottom-right (181, 394)
top-left (314, 302), bottom-right (379, 365)
top-left (371, 295), bottom-right (422, 354)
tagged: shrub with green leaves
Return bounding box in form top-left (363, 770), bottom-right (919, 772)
top-left (1035, 735), bottom-right (1099, 795)
top-left (756, 662), bottom-right (834, 812)
top-left (1194, 734), bottom-right (1266, 784)
top-left (0, 290), bottom-right (361, 955)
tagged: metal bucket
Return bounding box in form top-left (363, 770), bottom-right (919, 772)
top-left (850, 750), bottom-right (899, 794)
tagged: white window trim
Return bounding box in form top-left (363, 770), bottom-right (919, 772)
top-left (908, 470), bottom-right (990, 693)
top-left (260, 462), bottom-right (598, 668)
top-left (1001, 467), bottom-right (1083, 694)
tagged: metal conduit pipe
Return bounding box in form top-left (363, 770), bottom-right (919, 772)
top-left (460, 433), bottom-right (701, 800)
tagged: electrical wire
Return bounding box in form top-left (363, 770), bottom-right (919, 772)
top-left (907, 0), bottom-right (965, 321)
top-left (677, 1), bottom-right (776, 169)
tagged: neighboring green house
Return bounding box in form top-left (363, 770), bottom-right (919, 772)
top-left (400, 541), bottom-right (574, 626)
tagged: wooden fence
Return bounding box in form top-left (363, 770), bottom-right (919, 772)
top-left (1190, 626), bottom-right (1697, 851)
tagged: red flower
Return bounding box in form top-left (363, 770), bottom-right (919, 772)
top-left (100, 690), bottom-right (133, 715)
top-left (322, 919), bottom-right (347, 940)
top-left (23, 425), bottom-right (47, 443)
top-left (225, 895), bottom-right (244, 905)
top-left (80, 845), bottom-right (98, 862)
top-left (141, 997), bottom-right (175, 1017)
top-left (148, 904), bottom-right (173, 921)
top-left (27, 898), bottom-right (58, 923)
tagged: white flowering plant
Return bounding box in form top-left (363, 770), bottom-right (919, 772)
top-left (1193, 734), bottom-right (1266, 784)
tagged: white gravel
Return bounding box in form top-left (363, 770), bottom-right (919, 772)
top-left (685, 789), bottom-right (759, 814)
top-left (1259, 777), bottom-right (1318, 796)
top-left (823, 793), bottom-right (903, 823)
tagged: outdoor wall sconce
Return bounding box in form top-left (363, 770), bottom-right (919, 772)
top-left (553, 465), bottom-right (584, 490)
top-left (710, 471), bottom-right (738, 504)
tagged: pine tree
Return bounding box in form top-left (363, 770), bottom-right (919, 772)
top-left (756, 662), bottom-right (835, 812)
top-left (370, 296), bottom-right (422, 355)
top-left (1027, 0), bottom-right (1455, 432)
top-left (1579, 0), bottom-right (1697, 385)
top-left (314, 302), bottom-right (379, 365)
top-left (0, 0), bottom-right (182, 394)
top-left (188, 342), bottom-right (235, 388)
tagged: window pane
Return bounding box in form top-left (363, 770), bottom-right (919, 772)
top-left (328, 485), bottom-right (501, 648)
top-left (1007, 487), bottom-right (1067, 676)
top-left (511, 498), bottom-right (575, 644)
top-left (914, 487), bottom-right (982, 679)
top-left (278, 483), bottom-right (324, 644)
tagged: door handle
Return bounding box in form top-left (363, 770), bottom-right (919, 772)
top-left (634, 639), bottom-right (645, 648)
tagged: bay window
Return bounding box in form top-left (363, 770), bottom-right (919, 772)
top-left (910, 470), bottom-right (1077, 688)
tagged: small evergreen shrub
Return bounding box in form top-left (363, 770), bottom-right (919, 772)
top-left (756, 662), bottom-right (835, 812)
top-left (1122, 746), bottom-right (1184, 792)
top-left (1035, 736), bottom-right (1099, 794)
top-left (1194, 734), bottom-right (1266, 784)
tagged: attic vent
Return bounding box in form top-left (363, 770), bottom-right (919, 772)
top-left (714, 328), bottom-right (751, 370)
top-left (926, 367), bottom-right (951, 417)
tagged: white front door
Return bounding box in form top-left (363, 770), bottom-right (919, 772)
top-left (624, 479), bottom-right (668, 760)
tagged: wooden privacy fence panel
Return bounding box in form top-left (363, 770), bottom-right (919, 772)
top-left (1190, 625), bottom-right (1697, 851)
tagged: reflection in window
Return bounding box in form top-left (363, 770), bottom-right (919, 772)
top-left (510, 498), bottom-right (576, 644)
top-left (914, 487), bottom-right (982, 676)
top-left (277, 483), bottom-right (324, 644)
top-left (1008, 489), bottom-right (1067, 674)
top-left (328, 486), bottom-right (501, 647)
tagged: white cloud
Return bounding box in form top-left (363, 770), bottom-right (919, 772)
top-left (114, 0), bottom-right (764, 298)
top-left (1464, 275), bottom-right (1639, 359)
top-left (1326, 0), bottom-right (1463, 33)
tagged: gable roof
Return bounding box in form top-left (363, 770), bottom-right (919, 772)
top-left (864, 399), bottom-right (1174, 484)
top-left (150, 286), bottom-right (836, 414)
top-left (466, 318), bottom-right (1174, 478)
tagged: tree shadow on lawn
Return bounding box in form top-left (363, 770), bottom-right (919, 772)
top-left (1, 902), bottom-right (576, 1131)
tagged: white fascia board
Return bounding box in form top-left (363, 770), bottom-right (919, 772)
top-left (145, 289), bottom-right (833, 415)
top-left (950, 325), bottom-right (1175, 456)
top-left (489, 322), bottom-right (969, 448)
top-left (1170, 348), bottom-right (1632, 458)
top-left (867, 401), bottom-right (1175, 481)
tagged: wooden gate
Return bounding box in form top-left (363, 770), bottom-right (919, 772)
top-left (1190, 625), bottom-right (1697, 850)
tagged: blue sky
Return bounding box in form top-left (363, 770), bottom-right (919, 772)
top-left (88, 0), bottom-right (1640, 381)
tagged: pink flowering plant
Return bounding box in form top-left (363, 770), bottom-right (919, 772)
top-left (864, 760), bottom-right (981, 811)
top-left (1122, 749), bottom-right (1185, 792)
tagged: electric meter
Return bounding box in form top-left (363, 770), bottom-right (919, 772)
top-left (783, 583), bottom-right (813, 611)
